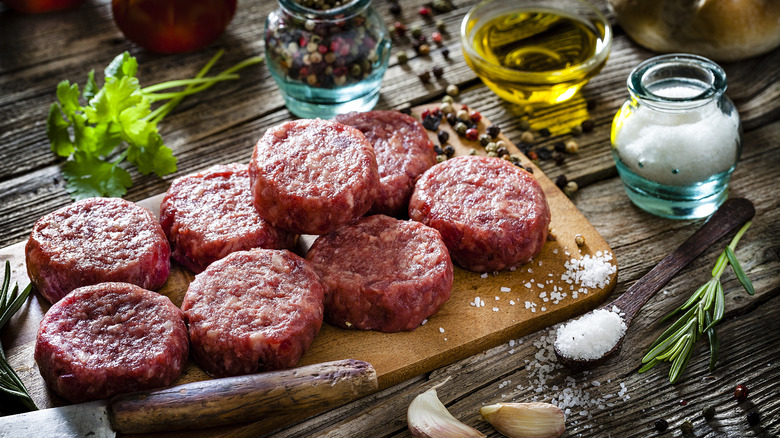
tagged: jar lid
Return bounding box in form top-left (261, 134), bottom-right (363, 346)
top-left (628, 53), bottom-right (728, 109)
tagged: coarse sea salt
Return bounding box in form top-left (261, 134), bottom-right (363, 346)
top-left (561, 251), bottom-right (616, 290)
top-left (554, 308), bottom-right (627, 360)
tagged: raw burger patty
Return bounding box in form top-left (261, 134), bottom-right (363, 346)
top-left (25, 197), bottom-right (170, 304)
top-left (160, 163), bottom-right (296, 273)
top-left (182, 249), bottom-right (325, 377)
top-left (409, 155), bottom-right (551, 272)
top-left (333, 111), bottom-right (436, 216)
top-left (249, 119), bottom-right (379, 235)
top-left (306, 214), bottom-right (453, 332)
top-left (34, 283), bottom-right (189, 403)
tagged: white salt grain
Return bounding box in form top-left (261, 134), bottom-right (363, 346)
top-left (554, 308), bottom-right (627, 360)
top-left (439, 327), bottom-right (445, 333)
top-left (501, 286), bottom-right (511, 292)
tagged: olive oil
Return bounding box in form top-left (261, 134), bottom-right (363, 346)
top-left (463, 8), bottom-right (609, 105)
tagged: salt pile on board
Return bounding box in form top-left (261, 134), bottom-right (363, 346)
top-left (554, 307), bottom-right (627, 360)
top-left (561, 251), bottom-right (616, 290)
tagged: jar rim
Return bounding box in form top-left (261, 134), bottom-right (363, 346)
top-left (628, 53), bottom-right (728, 105)
top-left (278, 0), bottom-right (370, 20)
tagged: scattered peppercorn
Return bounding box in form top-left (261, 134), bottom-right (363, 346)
top-left (570, 124), bottom-right (583, 136)
top-left (747, 412), bottom-right (761, 426)
top-left (441, 48), bottom-right (450, 59)
top-left (393, 21), bottom-right (406, 36)
top-left (436, 154), bottom-right (447, 163)
top-left (485, 142), bottom-right (498, 153)
top-left (575, 234), bottom-right (585, 246)
top-left (436, 20), bottom-right (447, 32)
top-left (680, 420), bottom-right (694, 434)
top-left (486, 151), bottom-right (498, 157)
top-left (431, 31), bottom-right (443, 44)
top-left (486, 124), bottom-right (501, 138)
top-left (422, 114), bottom-right (441, 131)
top-left (468, 148), bottom-right (477, 155)
top-left (527, 150), bottom-right (538, 161)
top-left (535, 147), bottom-right (552, 161)
top-left (469, 110), bottom-right (481, 123)
top-left (555, 174), bottom-right (568, 189)
top-left (702, 406), bottom-right (716, 421)
top-left (446, 113), bottom-right (457, 125)
top-left (437, 130), bottom-right (449, 144)
top-left (411, 27), bottom-right (422, 39)
top-left (680, 399), bottom-right (688, 406)
top-left (389, 3), bottom-right (401, 14)
top-left (734, 385), bottom-right (749, 402)
top-left (565, 140), bottom-right (579, 154)
top-left (456, 109), bottom-right (469, 121)
top-left (441, 95), bottom-right (454, 104)
top-left (439, 102), bottom-right (454, 115)
top-left (432, 0), bottom-right (454, 12)
top-left (552, 151), bottom-right (565, 165)
top-left (553, 141), bottom-right (566, 152)
top-left (586, 99), bottom-right (597, 110)
top-left (455, 122), bottom-right (468, 135)
top-left (496, 146), bottom-right (508, 157)
top-left (446, 84), bottom-right (459, 96)
top-left (418, 71), bottom-right (431, 83)
top-left (396, 52), bottom-right (408, 64)
top-left (538, 127), bottom-right (551, 137)
top-left (465, 128), bottom-right (479, 141)
top-left (653, 419), bottom-right (669, 432)
top-left (418, 43), bottom-right (431, 55)
top-left (433, 144), bottom-right (444, 155)
top-left (443, 144), bottom-right (455, 157)
top-left (564, 180), bottom-right (578, 196)
top-left (581, 119), bottom-right (595, 132)
top-left (520, 131), bottom-right (535, 143)
top-left (432, 66), bottom-right (444, 79)
top-left (418, 6), bottom-right (432, 17)
top-left (479, 134), bottom-right (491, 146)
top-left (496, 140), bottom-right (507, 149)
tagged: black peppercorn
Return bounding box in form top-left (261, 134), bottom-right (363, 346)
top-left (441, 47), bottom-right (450, 59)
top-left (581, 119), bottom-right (595, 132)
top-left (433, 144), bottom-right (444, 155)
top-left (437, 130), bottom-right (449, 145)
top-left (418, 71), bottom-right (432, 83)
top-left (446, 113), bottom-right (457, 126)
top-left (747, 412), bottom-right (760, 426)
top-left (443, 144), bottom-right (455, 157)
top-left (538, 127), bottom-right (551, 137)
top-left (553, 141), bottom-right (566, 152)
top-left (552, 151), bottom-right (565, 165)
top-left (389, 3), bottom-right (401, 15)
top-left (702, 406), bottom-right (716, 421)
top-left (555, 174), bottom-right (567, 189)
top-left (422, 114), bottom-right (441, 131)
top-left (653, 418), bottom-right (668, 432)
top-left (432, 66), bottom-right (444, 79)
top-left (534, 147), bottom-right (553, 161)
top-left (496, 146), bottom-right (508, 157)
top-left (486, 124), bottom-right (500, 138)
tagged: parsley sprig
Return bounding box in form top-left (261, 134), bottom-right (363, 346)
top-left (46, 51), bottom-right (263, 200)
top-left (0, 261), bottom-right (35, 412)
top-left (639, 221), bottom-right (755, 383)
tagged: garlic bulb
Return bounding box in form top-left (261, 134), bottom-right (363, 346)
top-left (479, 403), bottom-right (565, 438)
top-left (407, 386), bottom-right (485, 438)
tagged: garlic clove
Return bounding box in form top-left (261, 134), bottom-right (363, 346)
top-left (407, 387), bottom-right (486, 438)
top-left (479, 402), bottom-right (565, 438)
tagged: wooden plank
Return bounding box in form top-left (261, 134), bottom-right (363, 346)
top-left (0, 109), bottom-right (617, 419)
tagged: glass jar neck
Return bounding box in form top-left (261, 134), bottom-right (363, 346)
top-left (628, 54), bottom-right (727, 111)
top-left (278, 0), bottom-right (370, 20)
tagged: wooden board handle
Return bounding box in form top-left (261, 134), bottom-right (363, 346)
top-left (107, 359), bottom-right (377, 434)
top-left (613, 197), bottom-right (755, 325)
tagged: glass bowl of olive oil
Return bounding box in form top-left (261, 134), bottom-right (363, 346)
top-left (461, 0), bottom-right (612, 106)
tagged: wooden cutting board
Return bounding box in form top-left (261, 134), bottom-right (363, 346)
top-left (0, 104), bottom-right (617, 421)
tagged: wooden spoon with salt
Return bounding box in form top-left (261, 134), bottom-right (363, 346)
top-left (554, 197), bottom-right (756, 370)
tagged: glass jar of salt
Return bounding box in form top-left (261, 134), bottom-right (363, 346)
top-left (611, 54), bottom-right (741, 219)
top-left (264, 0), bottom-right (391, 119)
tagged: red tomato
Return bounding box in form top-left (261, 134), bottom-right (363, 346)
top-left (111, 0), bottom-right (237, 54)
top-left (2, 0), bottom-right (85, 13)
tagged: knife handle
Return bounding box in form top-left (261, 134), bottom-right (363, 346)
top-left (107, 359), bottom-right (377, 434)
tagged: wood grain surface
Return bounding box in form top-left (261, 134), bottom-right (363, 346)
top-left (1, 0), bottom-right (779, 437)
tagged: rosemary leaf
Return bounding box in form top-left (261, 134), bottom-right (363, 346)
top-left (650, 305), bottom-right (697, 350)
top-left (669, 336), bottom-right (694, 384)
top-left (0, 261), bottom-right (37, 411)
top-left (726, 246), bottom-right (755, 295)
top-left (642, 318), bottom-right (696, 363)
top-left (705, 312), bottom-right (719, 372)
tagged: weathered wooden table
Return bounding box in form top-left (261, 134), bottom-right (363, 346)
top-left (1, 0), bottom-right (778, 437)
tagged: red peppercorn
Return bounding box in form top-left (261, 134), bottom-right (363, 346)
top-left (318, 44), bottom-right (328, 54)
top-left (734, 385), bottom-right (749, 402)
top-left (469, 110), bottom-right (482, 123)
top-left (465, 128), bottom-right (479, 141)
top-left (394, 21), bottom-right (406, 36)
top-left (418, 6), bottom-right (431, 17)
top-left (421, 109), bottom-right (431, 120)
top-left (431, 31), bottom-right (443, 44)
top-left (528, 150), bottom-right (539, 160)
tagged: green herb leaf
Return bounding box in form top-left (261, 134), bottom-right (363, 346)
top-left (105, 51), bottom-right (137, 80)
top-left (0, 261), bottom-right (36, 411)
top-left (83, 69), bottom-right (98, 102)
top-left (726, 246), bottom-right (755, 295)
top-left (56, 80), bottom-right (81, 117)
top-left (63, 152), bottom-right (133, 200)
top-left (46, 104), bottom-right (75, 157)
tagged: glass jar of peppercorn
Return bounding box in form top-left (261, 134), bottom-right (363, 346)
top-left (264, 0), bottom-right (391, 118)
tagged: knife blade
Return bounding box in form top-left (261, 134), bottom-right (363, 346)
top-left (0, 358), bottom-right (377, 437)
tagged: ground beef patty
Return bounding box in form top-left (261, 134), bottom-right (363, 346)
top-left (249, 119), bottom-right (379, 235)
top-left (306, 215), bottom-right (453, 332)
top-left (25, 197), bottom-right (170, 304)
top-left (409, 156), bottom-right (551, 272)
top-left (34, 283), bottom-right (188, 403)
top-left (333, 111), bottom-right (436, 217)
top-left (160, 163), bottom-right (296, 274)
top-left (182, 249), bottom-right (325, 377)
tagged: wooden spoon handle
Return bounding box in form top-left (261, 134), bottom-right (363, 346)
top-left (108, 359), bottom-right (377, 434)
top-left (612, 198), bottom-right (755, 325)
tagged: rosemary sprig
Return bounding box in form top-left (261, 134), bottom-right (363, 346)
top-left (0, 261), bottom-right (36, 411)
top-left (639, 221), bottom-right (755, 383)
